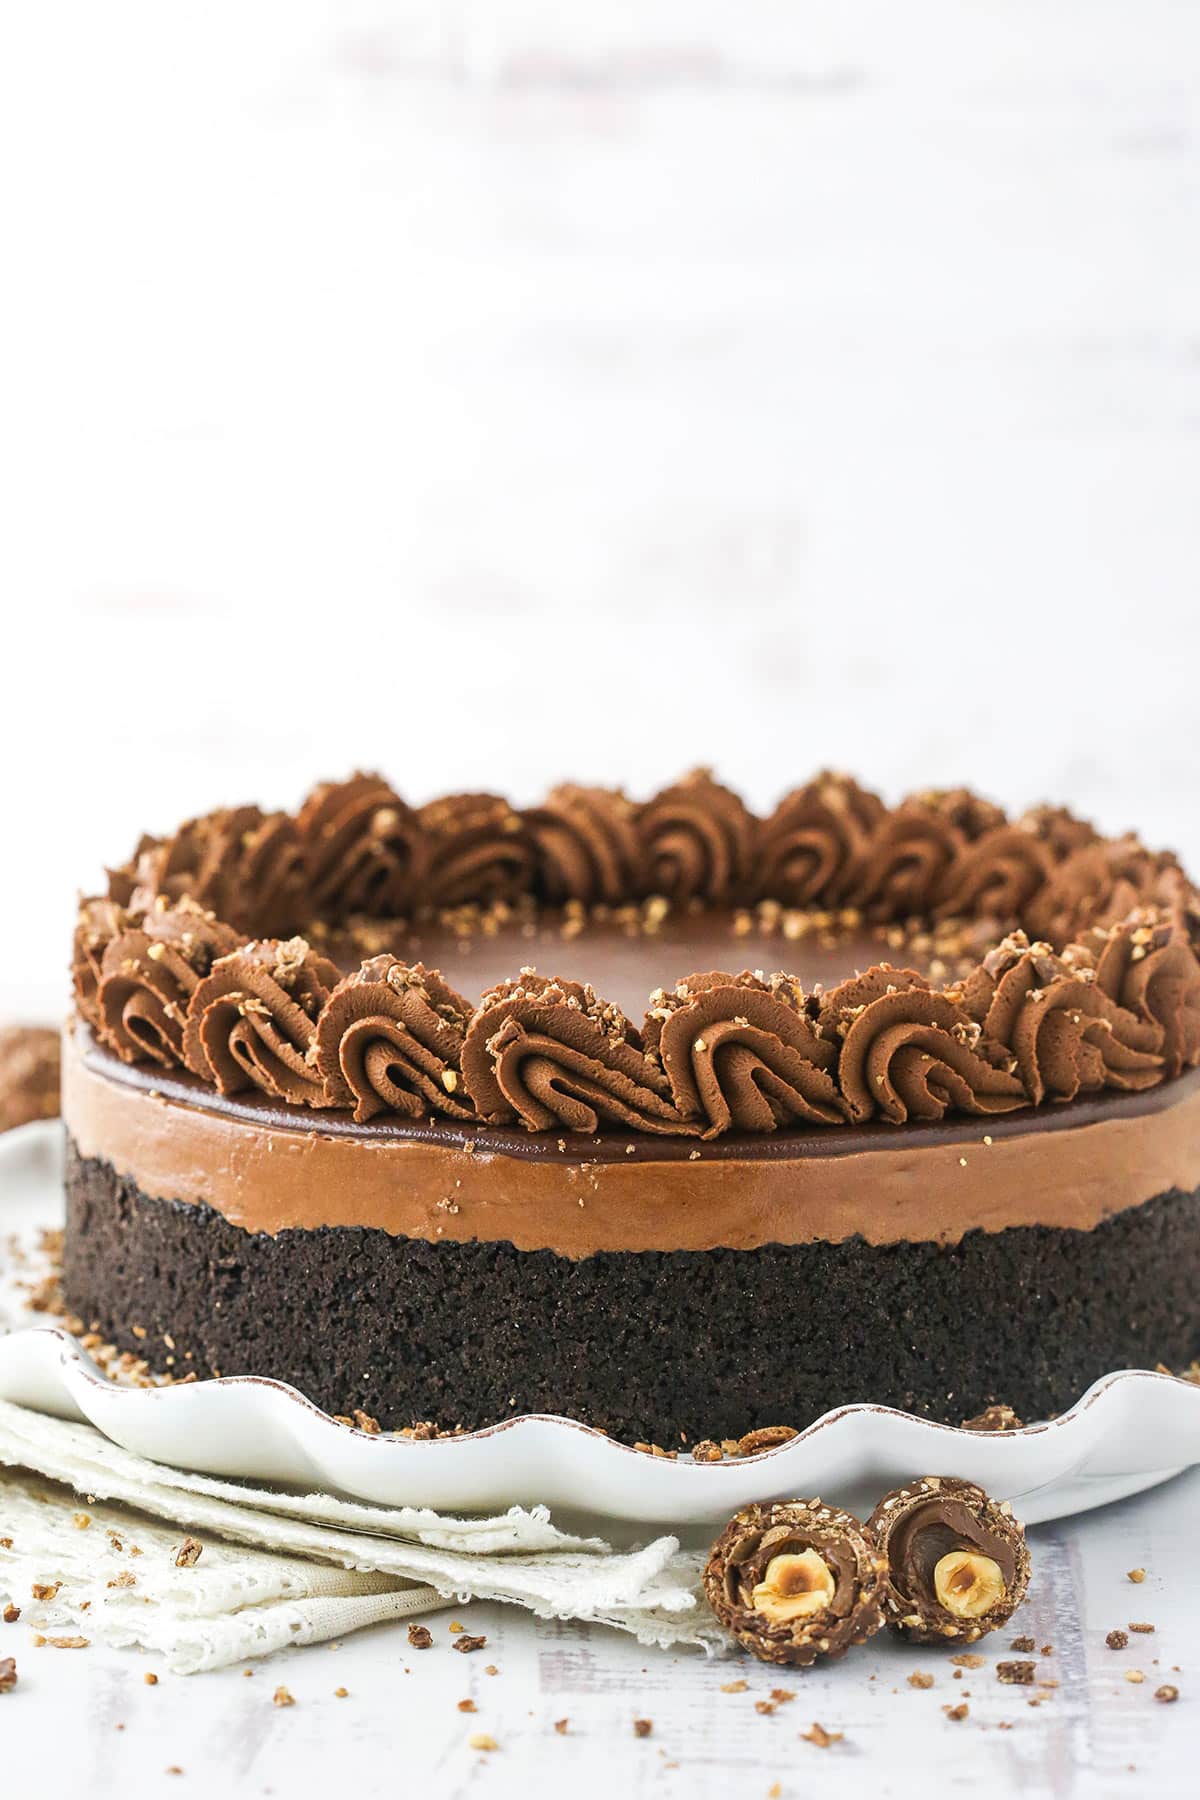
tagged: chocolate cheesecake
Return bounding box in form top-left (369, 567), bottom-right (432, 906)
top-left (61, 771), bottom-right (1200, 1443)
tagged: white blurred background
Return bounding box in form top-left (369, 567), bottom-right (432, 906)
top-left (1, 0), bottom-right (1198, 1020)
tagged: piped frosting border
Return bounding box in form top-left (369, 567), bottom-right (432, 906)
top-left (71, 769), bottom-right (1200, 1140)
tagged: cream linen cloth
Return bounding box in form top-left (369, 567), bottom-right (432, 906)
top-left (0, 1398), bottom-right (720, 1672)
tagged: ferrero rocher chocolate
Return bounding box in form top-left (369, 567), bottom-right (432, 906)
top-left (0, 1026), bottom-right (60, 1134)
top-left (868, 1476), bottom-right (1031, 1645)
top-left (703, 1500), bottom-right (887, 1666)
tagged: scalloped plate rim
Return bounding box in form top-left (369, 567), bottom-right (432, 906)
top-left (5, 1320), bottom-right (1199, 1459)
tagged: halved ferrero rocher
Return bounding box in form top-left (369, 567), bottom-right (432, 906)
top-left (867, 1475), bottom-right (1031, 1645)
top-left (703, 1500), bottom-right (888, 1666)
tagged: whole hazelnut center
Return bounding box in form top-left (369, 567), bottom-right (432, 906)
top-left (933, 1549), bottom-right (1006, 1619)
top-left (750, 1549), bottom-right (836, 1625)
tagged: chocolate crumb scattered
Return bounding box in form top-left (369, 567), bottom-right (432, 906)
top-left (554, 1718), bottom-right (569, 1734)
top-left (273, 1685), bottom-right (295, 1706)
top-left (960, 1404), bottom-right (1024, 1433)
top-left (633, 1718), bottom-right (653, 1738)
top-left (2, 1605), bottom-right (19, 1625)
top-left (908, 1671), bottom-right (934, 1690)
top-left (944, 1703), bottom-right (970, 1721)
top-left (1155, 1685), bottom-right (1180, 1703)
top-left (407, 1624), bottom-right (433, 1649)
top-left (31, 1582), bottom-right (60, 1601)
top-left (950, 1653), bottom-right (986, 1669)
top-left (1010, 1635), bottom-right (1036, 1653)
top-left (457, 1698), bottom-right (476, 1712)
top-left (0, 1657), bottom-right (17, 1693)
top-left (174, 1537), bottom-right (203, 1568)
top-left (1128, 1622), bottom-right (1155, 1634)
top-left (47, 1637), bottom-right (89, 1650)
top-left (997, 1661), bottom-right (1036, 1685)
top-left (691, 1441), bottom-right (724, 1464)
top-left (720, 1680), bottom-right (748, 1694)
top-left (736, 1425), bottom-right (798, 1456)
top-left (801, 1721), bottom-right (843, 1748)
top-left (454, 1634), bottom-right (487, 1654)
top-left (1107, 1630), bottom-right (1129, 1650)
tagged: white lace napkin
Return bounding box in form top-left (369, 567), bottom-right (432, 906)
top-left (0, 1399), bottom-right (720, 1672)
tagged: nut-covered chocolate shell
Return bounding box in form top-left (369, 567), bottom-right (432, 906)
top-left (868, 1475), bottom-right (1031, 1644)
top-left (703, 1499), bottom-right (887, 1666)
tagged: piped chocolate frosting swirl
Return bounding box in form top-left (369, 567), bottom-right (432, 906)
top-left (72, 897), bottom-right (129, 1031)
top-left (297, 774), bottom-right (423, 921)
top-left (753, 772), bottom-right (883, 908)
top-left (959, 931), bottom-right (1163, 1105)
top-left (183, 938), bottom-right (338, 1105)
top-left (461, 971), bottom-right (686, 1134)
top-left (525, 785), bottom-right (644, 905)
top-left (129, 806), bottom-right (306, 936)
top-left (97, 901), bottom-right (242, 1069)
top-left (637, 769), bottom-right (754, 904)
top-left (820, 967), bottom-right (1026, 1124)
top-left (315, 956), bottom-right (474, 1123)
top-left (644, 970), bottom-right (846, 1136)
top-left (418, 793), bottom-right (534, 909)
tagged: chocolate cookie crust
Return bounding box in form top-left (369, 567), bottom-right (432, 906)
top-left (63, 1139), bottom-right (1200, 1443)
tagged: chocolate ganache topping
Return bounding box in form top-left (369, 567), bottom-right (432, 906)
top-left (315, 956), bottom-right (474, 1123)
top-left (643, 970), bottom-right (846, 1136)
top-left (637, 768), bottom-right (754, 904)
top-left (296, 774), bottom-right (423, 921)
top-left (524, 784), bottom-right (644, 905)
top-left (418, 793), bottom-right (534, 908)
top-left (753, 772), bottom-right (883, 907)
top-left (182, 937), bottom-right (338, 1105)
top-left (97, 901), bottom-right (242, 1069)
top-left (461, 971), bottom-right (686, 1134)
top-left (703, 1500), bottom-right (887, 1667)
top-left (75, 769), bottom-right (1200, 1140)
top-left (820, 966), bottom-right (1027, 1124)
top-left (959, 931), bottom-right (1163, 1105)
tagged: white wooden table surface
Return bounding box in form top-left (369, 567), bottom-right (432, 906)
top-left (1, 3), bottom-right (1198, 1793)
top-left (1, 1468), bottom-right (1195, 1798)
